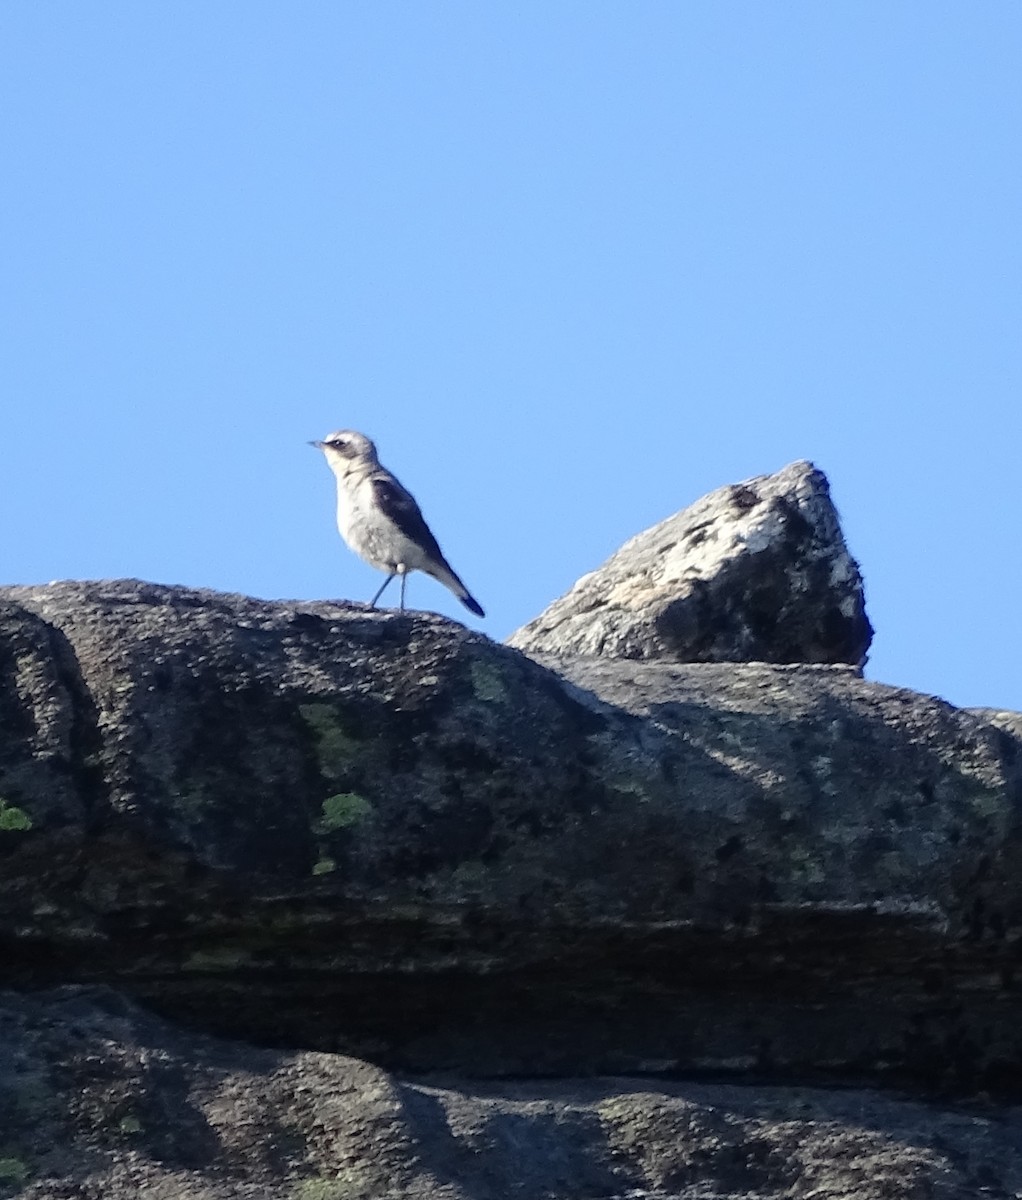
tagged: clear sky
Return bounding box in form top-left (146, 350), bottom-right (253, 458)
top-left (1, 3), bottom-right (1019, 712)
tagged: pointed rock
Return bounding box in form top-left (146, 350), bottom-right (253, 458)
top-left (508, 460), bottom-right (872, 666)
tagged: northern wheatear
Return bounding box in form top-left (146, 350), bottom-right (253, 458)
top-left (310, 430), bottom-right (485, 617)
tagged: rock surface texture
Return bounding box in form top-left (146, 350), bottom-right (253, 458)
top-left (508, 460), bottom-right (873, 665)
top-left (1, 987), bottom-right (1019, 1200)
top-left (0, 578), bottom-right (1019, 1090)
top-left (0, 464), bottom-right (1018, 1197)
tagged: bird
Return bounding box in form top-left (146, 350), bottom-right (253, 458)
top-left (310, 430), bottom-right (485, 617)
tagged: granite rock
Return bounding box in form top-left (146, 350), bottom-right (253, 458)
top-left (0, 581), bottom-right (1019, 1088)
top-left (507, 461), bottom-right (872, 666)
top-left (0, 986), bottom-right (1019, 1200)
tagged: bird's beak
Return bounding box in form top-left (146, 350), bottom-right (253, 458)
top-left (308, 440), bottom-right (325, 449)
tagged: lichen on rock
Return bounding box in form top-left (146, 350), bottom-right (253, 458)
top-left (508, 461), bottom-right (873, 666)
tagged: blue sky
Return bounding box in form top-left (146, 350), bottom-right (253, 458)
top-left (1, 3), bottom-right (1019, 711)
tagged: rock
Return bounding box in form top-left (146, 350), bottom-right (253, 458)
top-left (969, 708), bottom-right (1022, 745)
top-left (0, 580), bottom-right (1020, 1090)
top-left (1, 986), bottom-right (1020, 1200)
top-left (507, 460), bottom-right (873, 665)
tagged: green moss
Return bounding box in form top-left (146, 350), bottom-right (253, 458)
top-left (0, 801), bottom-right (32, 833)
top-left (787, 846), bottom-right (826, 886)
top-left (968, 786), bottom-right (1008, 823)
top-left (9, 1079), bottom-right (51, 1120)
top-left (312, 856), bottom-right (337, 876)
top-left (608, 779), bottom-right (652, 801)
top-left (183, 947), bottom-right (253, 972)
top-left (469, 659), bottom-right (509, 705)
top-left (293, 1176), bottom-right (366, 1200)
top-left (450, 860), bottom-right (489, 887)
top-left (317, 792), bottom-right (373, 832)
top-left (300, 703), bottom-right (362, 779)
top-left (0, 1157), bottom-right (29, 1186)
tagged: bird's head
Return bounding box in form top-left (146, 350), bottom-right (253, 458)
top-left (309, 430), bottom-right (379, 473)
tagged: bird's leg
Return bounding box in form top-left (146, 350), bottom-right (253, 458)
top-left (399, 572), bottom-right (407, 611)
top-left (369, 574), bottom-right (396, 608)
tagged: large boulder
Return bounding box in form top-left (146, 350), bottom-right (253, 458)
top-left (507, 460), bottom-right (873, 665)
top-left (1, 986), bottom-right (1019, 1200)
top-left (0, 580), bottom-right (1020, 1089)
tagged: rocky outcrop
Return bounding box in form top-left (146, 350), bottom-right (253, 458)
top-left (508, 461), bottom-right (872, 665)
top-left (0, 580), bottom-right (1020, 1091)
top-left (0, 461), bottom-right (1018, 1198)
top-left (1, 986), bottom-right (1019, 1200)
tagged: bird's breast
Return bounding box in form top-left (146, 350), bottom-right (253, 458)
top-left (335, 482), bottom-right (372, 546)
top-left (335, 480), bottom-right (398, 570)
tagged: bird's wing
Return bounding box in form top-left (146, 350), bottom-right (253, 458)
top-left (370, 474), bottom-right (445, 563)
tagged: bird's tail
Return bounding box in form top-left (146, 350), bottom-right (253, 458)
top-left (429, 561), bottom-right (485, 617)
